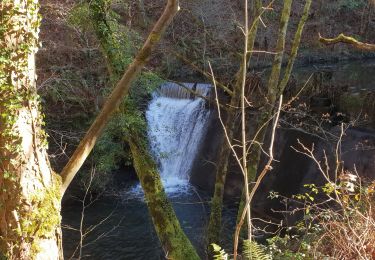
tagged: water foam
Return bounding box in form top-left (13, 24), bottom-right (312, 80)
top-left (125, 82), bottom-right (211, 199)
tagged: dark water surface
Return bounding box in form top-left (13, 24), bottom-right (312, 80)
top-left (62, 185), bottom-right (223, 260)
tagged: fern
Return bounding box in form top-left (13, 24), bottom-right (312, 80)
top-left (243, 240), bottom-right (272, 260)
top-left (211, 244), bottom-right (228, 260)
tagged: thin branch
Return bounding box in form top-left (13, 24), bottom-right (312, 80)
top-left (208, 62), bottom-right (245, 175)
top-left (240, 0), bottom-right (252, 244)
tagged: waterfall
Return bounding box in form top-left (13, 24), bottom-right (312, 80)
top-left (145, 82), bottom-right (211, 194)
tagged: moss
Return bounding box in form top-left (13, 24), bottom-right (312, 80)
top-left (338, 92), bottom-right (375, 126)
top-left (78, 1), bottom-right (199, 257)
top-left (0, 252), bottom-right (7, 260)
top-left (20, 175), bottom-right (62, 256)
top-left (208, 197), bottom-right (223, 244)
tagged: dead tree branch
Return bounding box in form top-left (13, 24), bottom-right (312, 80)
top-left (319, 33), bottom-right (375, 51)
top-left (60, 0), bottom-right (180, 195)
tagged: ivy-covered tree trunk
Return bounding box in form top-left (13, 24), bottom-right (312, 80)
top-left (0, 1), bottom-right (62, 259)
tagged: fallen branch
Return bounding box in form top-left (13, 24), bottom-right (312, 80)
top-left (319, 33), bottom-right (375, 51)
top-left (60, 0), bottom-right (180, 195)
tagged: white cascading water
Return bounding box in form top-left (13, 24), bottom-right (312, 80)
top-left (145, 82), bottom-right (211, 194)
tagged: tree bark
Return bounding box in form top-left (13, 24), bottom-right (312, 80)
top-left (0, 1), bottom-right (62, 259)
top-left (267, 0), bottom-right (293, 104)
top-left (207, 91), bottom-right (240, 245)
top-left (235, 0), bottom-right (311, 238)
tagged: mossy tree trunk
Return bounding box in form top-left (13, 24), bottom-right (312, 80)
top-left (0, 1), bottom-right (62, 259)
top-left (128, 132), bottom-right (199, 260)
top-left (207, 90), bottom-right (241, 245)
top-left (79, 0), bottom-right (199, 258)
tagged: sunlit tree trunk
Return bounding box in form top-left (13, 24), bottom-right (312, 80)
top-left (0, 1), bottom-right (62, 259)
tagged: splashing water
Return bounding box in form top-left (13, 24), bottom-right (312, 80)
top-left (126, 82), bottom-right (211, 198)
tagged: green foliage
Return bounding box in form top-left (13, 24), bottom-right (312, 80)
top-left (266, 234), bottom-right (320, 260)
top-left (211, 241), bottom-right (273, 260)
top-left (211, 244), bottom-right (228, 260)
top-left (292, 183), bottom-right (319, 202)
top-left (19, 176), bottom-right (62, 256)
top-left (22, 179), bottom-right (61, 235)
top-left (129, 72), bottom-right (164, 110)
top-left (267, 176), bottom-right (375, 259)
top-left (68, 1), bottom-right (142, 79)
top-left (0, 252), bottom-right (6, 260)
top-left (67, 3), bottom-right (92, 31)
top-left (243, 240), bottom-right (271, 260)
top-left (88, 72), bottom-right (162, 191)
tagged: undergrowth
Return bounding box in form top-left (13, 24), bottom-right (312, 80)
top-left (212, 175), bottom-right (374, 260)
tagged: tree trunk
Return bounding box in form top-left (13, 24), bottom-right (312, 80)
top-left (207, 91), bottom-right (240, 245)
top-left (237, 0), bottom-right (293, 222)
top-left (0, 1), bottom-right (62, 259)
